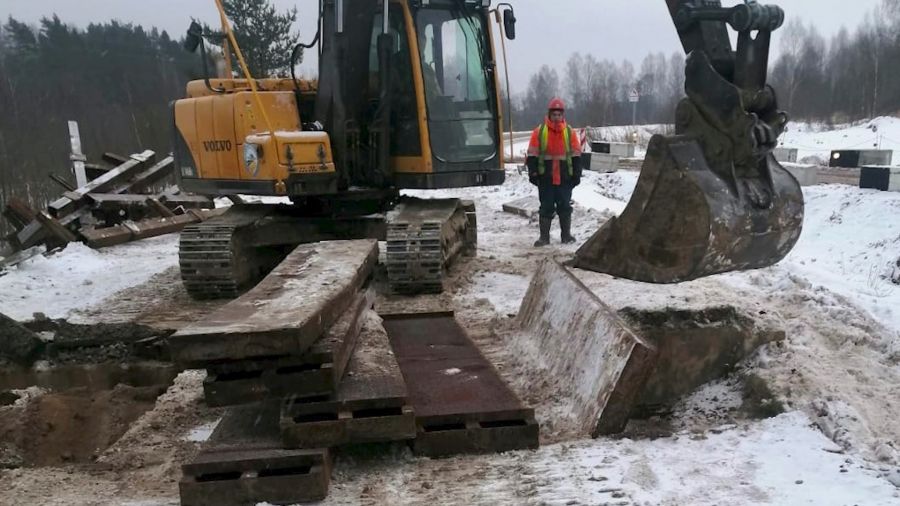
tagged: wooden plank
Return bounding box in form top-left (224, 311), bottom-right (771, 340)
top-left (202, 288), bottom-right (373, 406)
top-left (146, 197), bottom-right (176, 218)
top-left (514, 259), bottom-right (658, 436)
top-left (35, 211), bottom-right (77, 244)
top-left (0, 246), bottom-right (45, 270)
top-left (79, 208), bottom-right (226, 248)
top-left (47, 150), bottom-right (155, 218)
top-left (102, 152), bottom-right (130, 165)
top-left (3, 198), bottom-right (36, 231)
top-left (280, 309), bottom-right (415, 449)
top-left (49, 174), bottom-right (75, 192)
top-left (68, 120), bottom-right (88, 187)
top-left (169, 239), bottom-right (379, 365)
top-left (157, 193), bottom-right (214, 209)
top-left (109, 156), bottom-right (174, 195)
top-left (14, 221), bottom-right (46, 249)
top-left (86, 193), bottom-right (151, 205)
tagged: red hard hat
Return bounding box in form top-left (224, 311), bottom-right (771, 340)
top-left (548, 97), bottom-right (565, 111)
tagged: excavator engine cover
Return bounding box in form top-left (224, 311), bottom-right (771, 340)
top-left (574, 0), bottom-right (804, 283)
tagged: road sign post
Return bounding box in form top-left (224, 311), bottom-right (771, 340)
top-left (629, 88), bottom-right (639, 127)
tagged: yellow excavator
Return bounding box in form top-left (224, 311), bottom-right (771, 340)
top-left (173, 0), bottom-right (515, 298)
top-left (171, 0), bottom-right (803, 299)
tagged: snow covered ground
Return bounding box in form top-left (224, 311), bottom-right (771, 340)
top-left (782, 116), bottom-right (900, 165)
top-left (0, 235), bottom-right (179, 321)
top-left (1, 136), bottom-right (899, 503)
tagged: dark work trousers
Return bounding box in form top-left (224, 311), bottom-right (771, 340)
top-left (538, 182), bottom-right (573, 219)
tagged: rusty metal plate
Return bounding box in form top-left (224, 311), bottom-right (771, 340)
top-left (382, 313), bottom-right (539, 456)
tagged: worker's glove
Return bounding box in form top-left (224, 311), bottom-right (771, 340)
top-left (571, 157), bottom-right (582, 186)
top-left (526, 157), bottom-right (539, 185)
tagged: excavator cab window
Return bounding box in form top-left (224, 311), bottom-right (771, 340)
top-left (369, 7), bottom-right (421, 157)
top-left (415, 7), bottom-right (497, 164)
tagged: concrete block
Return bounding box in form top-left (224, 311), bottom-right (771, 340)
top-left (830, 149), bottom-right (893, 168)
top-left (784, 163), bottom-right (819, 186)
top-left (773, 147), bottom-right (798, 163)
top-left (860, 166), bottom-right (900, 192)
top-left (589, 153), bottom-right (620, 173)
top-left (591, 142), bottom-right (636, 158)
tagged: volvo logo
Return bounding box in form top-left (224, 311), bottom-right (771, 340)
top-left (202, 140), bottom-right (233, 152)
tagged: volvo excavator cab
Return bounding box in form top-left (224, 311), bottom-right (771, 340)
top-left (173, 0), bottom-right (506, 201)
top-left (574, 0), bottom-right (804, 283)
top-left (171, 0), bottom-right (514, 298)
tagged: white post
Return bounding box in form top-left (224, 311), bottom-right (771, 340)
top-left (68, 121), bottom-right (88, 187)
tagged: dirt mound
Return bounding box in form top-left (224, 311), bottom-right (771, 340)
top-left (0, 384), bottom-right (164, 467)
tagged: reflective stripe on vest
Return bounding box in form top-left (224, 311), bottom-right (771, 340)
top-left (537, 123), bottom-right (574, 176)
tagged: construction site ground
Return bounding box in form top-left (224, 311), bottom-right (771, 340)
top-left (1, 163), bottom-right (899, 504)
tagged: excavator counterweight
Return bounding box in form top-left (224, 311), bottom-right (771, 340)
top-left (574, 0), bottom-right (804, 283)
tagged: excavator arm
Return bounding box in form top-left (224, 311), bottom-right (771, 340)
top-left (574, 0), bottom-right (804, 283)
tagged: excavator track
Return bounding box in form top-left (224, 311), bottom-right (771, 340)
top-left (385, 198), bottom-right (475, 294)
top-left (179, 206), bottom-right (274, 300)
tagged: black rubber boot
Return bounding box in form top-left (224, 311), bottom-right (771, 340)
top-left (534, 216), bottom-right (552, 247)
top-left (560, 214), bottom-right (575, 244)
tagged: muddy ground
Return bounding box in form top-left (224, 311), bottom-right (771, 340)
top-left (0, 171), bottom-right (898, 504)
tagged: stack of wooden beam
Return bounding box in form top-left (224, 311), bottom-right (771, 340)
top-left (171, 240), bottom-right (417, 505)
top-left (1, 147), bottom-right (220, 269)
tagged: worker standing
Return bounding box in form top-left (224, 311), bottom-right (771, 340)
top-left (526, 98), bottom-right (582, 247)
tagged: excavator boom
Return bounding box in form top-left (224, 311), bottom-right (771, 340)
top-left (574, 0), bottom-right (804, 283)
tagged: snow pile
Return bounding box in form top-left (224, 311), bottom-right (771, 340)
top-left (0, 235), bottom-right (179, 320)
top-left (780, 184), bottom-right (900, 340)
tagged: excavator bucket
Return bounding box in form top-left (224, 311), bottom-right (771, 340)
top-left (573, 134), bottom-right (803, 283)
top-left (574, 0), bottom-right (804, 283)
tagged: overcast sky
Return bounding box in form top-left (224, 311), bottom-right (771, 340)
top-left (2, 0), bottom-right (884, 89)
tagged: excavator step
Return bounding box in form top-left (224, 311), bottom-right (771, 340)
top-left (202, 289), bottom-right (373, 407)
top-left (381, 311), bottom-right (539, 457)
top-left (280, 310), bottom-right (415, 449)
top-left (170, 239), bottom-right (378, 366)
top-left (180, 403), bottom-right (330, 506)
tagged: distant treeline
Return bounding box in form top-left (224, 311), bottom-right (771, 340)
top-left (0, 16), bottom-right (198, 229)
top-left (511, 0), bottom-right (900, 129)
